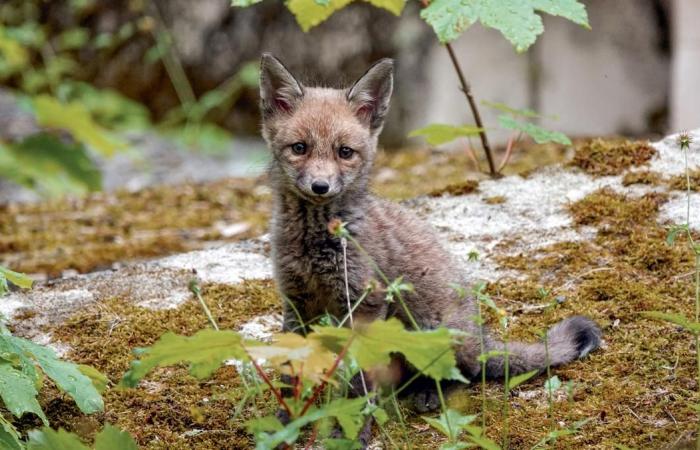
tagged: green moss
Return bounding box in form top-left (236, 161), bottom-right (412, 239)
top-left (483, 195), bottom-right (506, 205)
top-left (570, 139), bottom-right (656, 176)
top-left (668, 169), bottom-right (700, 192)
top-left (37, 280), bottom-right (280, 449)
top-left (0, 178), bottom-right (271, 277)
top-left (622, 170), bottom-right (663, 186)
top-left (569, 188), bottom-right (668, 229)
top-left (429, 180), bottom-right (479, 198)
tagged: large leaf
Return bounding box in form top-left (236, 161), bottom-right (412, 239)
top-left (0, 133), bottom-right (102, 195)
top-left (250, 397), bottom-right (368, 449)
top-left (482, 100), bottom-right (540, 118)
top-left (0, 416), bottom-right (23, 450)
top-left (507, 369), bottom-right (538, 390)
top-left (312, 318), bottom-right (459, 381)
top-left (8, 336), bottom-right (104, 414)
top-left (408, 123), bottom-right (484, 146)
top-left (0, 361), bottom-right (48, 424)
top-left (642, 311), bottom-right (700, 334)
top-left (498, 115), bottom-right (571, 145)
top-left (94, 424), bottom-right (139, 450)
top-left (121, 329), bottom-right (249, 387)
top-left (33, 95), bottom-right (128, 156)
top-left (0, 266), bottom-right (33, 289)
top-left (286, 0), bottom-right (405, 32)
top-left (27, 428), bottom-right (90, 450)
top-left (423, 409), bottom-right (476, 441)
top-left (421, 0), bottom-right (589, 51)
top-left (247, 332), bottom-right (336, 384)
top-left (0, 28), bottom-right (30, 78)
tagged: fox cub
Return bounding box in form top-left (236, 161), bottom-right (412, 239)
top-left (260, 53), bottom-right (600, 391)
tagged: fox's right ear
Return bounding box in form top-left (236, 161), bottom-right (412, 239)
top-left (260, 53), bottom-right (304, 119)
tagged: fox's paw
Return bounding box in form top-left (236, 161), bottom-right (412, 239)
top-left (412, 387), bottom-right (441, 413)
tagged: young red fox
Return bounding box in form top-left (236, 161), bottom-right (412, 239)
top-left (260, 53), bottom-right (601, 406)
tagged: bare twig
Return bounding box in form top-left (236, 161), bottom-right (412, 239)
top-left (299, 337), bottom-right (354, 417)
top-left (250, 358), bottom-right (292, 416)
top-left (445, 42), bottom-right (497, 177)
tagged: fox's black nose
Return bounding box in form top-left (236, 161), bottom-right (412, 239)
top-left (311, 181), bottom-right (330, 195)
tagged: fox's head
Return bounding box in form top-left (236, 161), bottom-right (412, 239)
top-left (259, 53), bottom-right (393, 204)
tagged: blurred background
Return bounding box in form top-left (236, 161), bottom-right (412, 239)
top-left (0, 0), bottom-right (698, 278)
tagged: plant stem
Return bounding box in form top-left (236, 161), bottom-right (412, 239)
top-left (299, 337), bottom-right (354, 417)
top-left (444, 42), bottom-right (497, 177)
top-left (545, 333), bottom-right (553, 422)
top-left (346, 235), bottom-right (420, 331)
top-left (189, 281), bottom-right (219, 331)
top-left (250, 358), bottom-right (292, 416)
top-left (478, 300), bottom-right (487, 431)
top-left (502, 323), bottom-right (510, 448)
top-left (435, 381), bottom-right (454, 441)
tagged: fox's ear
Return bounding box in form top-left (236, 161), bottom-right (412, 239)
top-left (347, 58), bottom-right (393, 131)
top-left (260, 53), bottom-right (304, 118)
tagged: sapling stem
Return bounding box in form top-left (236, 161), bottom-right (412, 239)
top-left (188, 280), bottom-right (219, 331)
top-left (444, 42), bottom-right (497, 177)
top-left (478, 298), bottom-right (487, 431)
top-left (502, 319), bottom-right (510, 449)
top-left (545, 333), bottom-right (553, 422)
top-left (340, 236), bottom-right (370, 399)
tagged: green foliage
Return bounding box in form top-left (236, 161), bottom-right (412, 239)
top-left (27, 424), bottom-right (138, 450)
top-left (121, 329), bottom-right (248, 387)
top-left (408, 124), bottom-right (484, 146)
top-left (423, 408), bottom-right (501, 449)
top-left (421, 0), bottom-right (589, 51)
top-left (0, 134), bottom-right (102, 196)
top-left (642, 311), bottom-right (700, 334)
top-left (507, 369), bottom-right (538, 390)
top-left (0, 265), bottom-right (104, 448)
top-left (32, 96), bottom-right (127, 157)
top-left (544, 374), bottom-right (562, 393)
top-left (233, 0), bottom-right (406, 32)
top-left (498, 115), bottom-right (571, 145)
top-left (0, 266), bottom-right (33, 295)
top-left (313, 318), bottom-right (460, 381)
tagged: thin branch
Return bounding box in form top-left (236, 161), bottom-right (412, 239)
top-left (250, 357), bottom-right (292, 416)
top-left (497, 131), bottom-right (523, 173)
top-left (299, 336), bottom-right (354, 417)
top-left (445, 42), bottom-right (497, 177)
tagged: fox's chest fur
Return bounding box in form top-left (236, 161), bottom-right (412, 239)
top-left (272, 197), bottom-right (362, 323)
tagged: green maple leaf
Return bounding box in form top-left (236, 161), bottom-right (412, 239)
top-left (421, 0), bottom-right (589, 51)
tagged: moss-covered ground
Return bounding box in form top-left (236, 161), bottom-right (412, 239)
top-left (0, 142), bottom-right (566, 277)
top-left (7, 138), bottom-right (700, 448)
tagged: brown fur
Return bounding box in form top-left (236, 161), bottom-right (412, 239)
top-left (260, 53), bottom-right (601, 387)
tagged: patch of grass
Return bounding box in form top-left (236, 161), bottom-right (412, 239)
top-left (668, 169), bottom-right (700, 192)
top-left (429, 180), bottom-right (479, 198)
top-left (570, 139), bottom-right (656, 176)
top-left (569, 188), bottom-right (668, 229)
top-left (0, 178), bottom-right (271, 277)
top-left (622, 170), bottom-right (663, 186)
top-left (0, 144), bottom-right (569, 277)
top-left (483, 195), bottom-right (507, 205)
top-left (39, 280), bottom-right (279, 449)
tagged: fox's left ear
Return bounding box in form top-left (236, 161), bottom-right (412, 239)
top-left (347, 58), bottom-right (393, 132)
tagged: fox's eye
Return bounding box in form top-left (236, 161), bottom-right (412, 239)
top-left (291, 142), bottom-right (307, 155)
top-left (338, 146), bottom-right (354, 159)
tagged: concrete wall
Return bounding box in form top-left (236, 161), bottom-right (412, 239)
top-left (415, 0), bottom-right (671, 146)
top-left (671, 0), bottom-right (700, 131)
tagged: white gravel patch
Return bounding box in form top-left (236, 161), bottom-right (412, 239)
top-left (415, 167), bottom-right (620, 281)
top-left (648, 129), bottom-right (700, 176)
top-left (238, 313), bottom-right (283, 341)
top-left (156, 242), bottom-right (272, 284)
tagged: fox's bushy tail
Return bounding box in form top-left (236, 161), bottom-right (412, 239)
top-left (484, 316), bottom-right (601, 378)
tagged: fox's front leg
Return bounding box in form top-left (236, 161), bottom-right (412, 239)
top-left (281, 295), bottom-right (307, 335)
